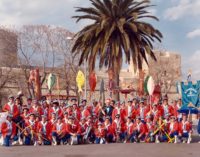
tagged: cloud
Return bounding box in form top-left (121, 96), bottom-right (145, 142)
top-left (164, 0), bottom-right (200, 21)
top-left (0, 0), bottom-right (91, 32)
top-left (187, 29), bottom-right (200, 39)
top-left (182, 50), bottom-right (200, 80)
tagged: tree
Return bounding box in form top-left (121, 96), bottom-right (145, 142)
top-left (72, 0), bottom-right (162, 100)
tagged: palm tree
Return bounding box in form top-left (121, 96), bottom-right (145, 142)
top-left (72, 0), bottom-right (163, 100)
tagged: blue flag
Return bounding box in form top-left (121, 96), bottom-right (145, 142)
top-left (181, 81), bottom-right (200, 108)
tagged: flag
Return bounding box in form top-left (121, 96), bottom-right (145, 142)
top-left (181, 81), bottom-right (200, 108)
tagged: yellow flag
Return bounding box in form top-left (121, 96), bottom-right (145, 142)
top-left (76, 70), bottom-right (85, 93)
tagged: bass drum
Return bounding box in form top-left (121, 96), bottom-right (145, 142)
top-left (70, 136), bottom-right (78, 145)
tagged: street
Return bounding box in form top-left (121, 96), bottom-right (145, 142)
top-left (0, 142), bottom-right (199, 157)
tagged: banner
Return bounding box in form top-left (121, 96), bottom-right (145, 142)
top-left (181, 81), bottom-right (200, 108)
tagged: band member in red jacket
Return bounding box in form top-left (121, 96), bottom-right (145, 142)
top-left (124, 116), bottom-right (135, 143)
top-left (124, 100), bottom-right (137, 120)
top-left (52, 117), bottom-right (67, 145)
top-left (178, 114), bottom-right (192, 143)
top-left (48, 100), bottom-right (63, 120)
top-left (132, 116), bottom-right (147, 143)
top-left (0, 114), bottom-right (17, 147)
top-left (66, 116), bottom-right (81, 145)
top-left (168, 116), bottom-right (179, 143)
top-left (29, 100), bottom-right (43, 117)
top-left (95, 122), bottom-right (106, 144)
top-left (145, 116), bottom-right (155, 143)
top-left (151, 103), bottom-right (162, 123)
top-left (80, 104), bottom-right (91, 119)
top-left (161, 96), bottom-right (174, 118)
top-left (136, 100), bottom-right (150, 122)
top-left (112, 101), bottom-right (126, 122)
top-left (36, 115), bottom-right (52, 145)
top-left (3, 95), bottom-right (20, 120)
top-left (104, 116), bottom-right (114, 143)
top-left (23, 113), bottom-right (38, 145)
top-left (112, 114), bottom-right (126, 142)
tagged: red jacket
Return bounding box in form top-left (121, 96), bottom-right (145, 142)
top-left (112, 119), bottom-right (126, 136)
top-left (136, 106), bottom-right (150, 120)
top-left (124, 106), bottom-right (137, 119)
top-left (66, 122), bottom-right (80, 134)
top-left (133, 122), bottom-right (146, 136)
top-left (160, 105), bottom-right (174, 117)
top-left (81, 109), bottom-right (91, 119)
top-left (24, 120), bottom-right (37, 133)
top-left (3, 103), bottom-right (19, 119)
top-left (168, 122), bottom-right (179, 134)
top-left (1, 121), bottom-right (16, 138)
top-left (37, 121), bottom-right (52, 140)
top-left (125, 122), bottom-right (135, 135)
top-left (52, 122), bottom-right (66, 134)
top-left (151, 109), bottom-right (162, 122)
top-left (95, 126), bottom-right (106, 138)
top-left (48, 107), bottom-right (63, 119)
top-left (178, 121), bottom-right (192, 134)
top-left (112, 108), bottom-right (126, 122)
top-left (145, 122), bottom-right (155, 134)
top-left (104, 123), bottom-right (114, 135)
top-left (29, 106), bottom-right (43, 116)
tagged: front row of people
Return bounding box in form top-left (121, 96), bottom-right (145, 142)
top-left (0, 112), bottom-right (193, 147)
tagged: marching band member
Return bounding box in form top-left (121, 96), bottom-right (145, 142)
top-left (0, 114), bottom-right (17, 147)
top-left (112, 101), bottom-right (126, 122)
top-left (173, 98), bottom-right (182, 122)
top-left (29, 100), bottom-right (43, 116)
top-left (178, 114), bottom-right (192, 143)
top-left (104, 99), bottom-right (114, 119)
top-left (151, 103), bottom-right (162, 123)
top-left (112, 114), bottom-right (126, 142)
top-left (104, 116), bottom-right (114, 143)
top-left (145, 116), bottom-right (155, 143)
top-left (161, 96), bottom-right (174, 118)
top-left (51, 117), bottom-right (67, 145)
top-left (66, 116), bottom-right (80, 145)
top-left (168, 116), bottom-right (179, 143)
top-left (23, 113), bottom-right (37, 145)
top-left (136, 99), bottom-right (150, 122)
top-left (124, 116), bottom-right (135, 143)
top-left (132, 116), bottom-right (146, 143)
top-left (80, 104), bottom-right (91, 119)
top-left (26, 97), bottom-right (32, 109)
top-left (72, 103), bottom-right (81, 121)
top-left (125, 100), bottom-right (136, 120)
top-left (95, 122), bottom-right (106, 144)
top-left (37, 115), bottom-right (52, 145)
top-left (48, 100), bottom-right (63, 120)
top-left (77, 117), bottom-right (87, 144)
top-left (3, 95), bottom-right (20, 120)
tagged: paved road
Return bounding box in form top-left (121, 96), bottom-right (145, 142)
top-left (0, 142), bottom-right (199, 157)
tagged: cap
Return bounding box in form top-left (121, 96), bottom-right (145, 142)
top-left (27, 97), bottom-right (32, 101)
top-left (98, 122), bottom-right (102, 126)
top-left (71, 98), bottom-right (77, 101)
top-left (81, 99), bottom-right (87, 103)
top-left (22, 106), bottom-right (29, 110)
top-left (139, 99), bottom-right (144, 104)
top-left (41, 115), bottom-right (47, 119)
top-left (33, 99), bottom-right (38, 104)
top-left (163, 96), bottom-right (168, 101)
top-left (52, 100), bottom-right (59, 105)
top-left (8, 95), bottom-right (14, 99)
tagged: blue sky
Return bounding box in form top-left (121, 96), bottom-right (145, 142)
top-left (0, 0), bottom-right (200, 80)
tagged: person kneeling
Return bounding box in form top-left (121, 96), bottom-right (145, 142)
top-left (1, 114), bottom-right (18, 147)
top-left (178, 114), bottom-right (192, 144)
top-left (95, 122), bottom-right (106, 144)
top-left (52, 117), bottom-right (67, 145)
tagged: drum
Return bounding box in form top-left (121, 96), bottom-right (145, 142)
top-left (70, 136), bottom-right (78, 145)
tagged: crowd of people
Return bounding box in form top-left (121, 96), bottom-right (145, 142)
top-left (0, 94), bottom-right (200, 147)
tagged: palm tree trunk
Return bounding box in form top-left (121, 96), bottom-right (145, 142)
top-left (113, 70), bottom-right (120, 101)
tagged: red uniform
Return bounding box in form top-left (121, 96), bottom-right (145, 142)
top-left (48, 107), bottom-right (63, 119)
top-left (29, 106), bottom-right (43, 116)
top-left (168, 122), bottom-right (179, 134)
top-left (112, 119), bottom-right (126, 136)
top-left (133, 122), bottom-right (146, 136)
top-left (52, 122), bottom-right (66, 134)
top-left (95, 126), bottom-right (106, 138)
top-left (104, 123), bottom-right (114, 135)
top-left (112, 108), bottom-right (126, 122)
top-left (124, 106), bottom-right (137, 119)
top-left (3, 103), bottom-right (19, 119)
top-left (37, 121), bottom-right (52, 140)
top-left (178, 121), bottom-right (192, 134)
top-left (136, 106), bottom-right (150, 121)
top-left (1, 121), bottom-right (16, 138)
top-left (160, 105), bottom-right (174, 117)
top-left (126, 122), bottom-right (135, 135)
top-left (66, 122), bottom-right (80, 134)
top-left (81, 109), bottom-right (91, 119)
